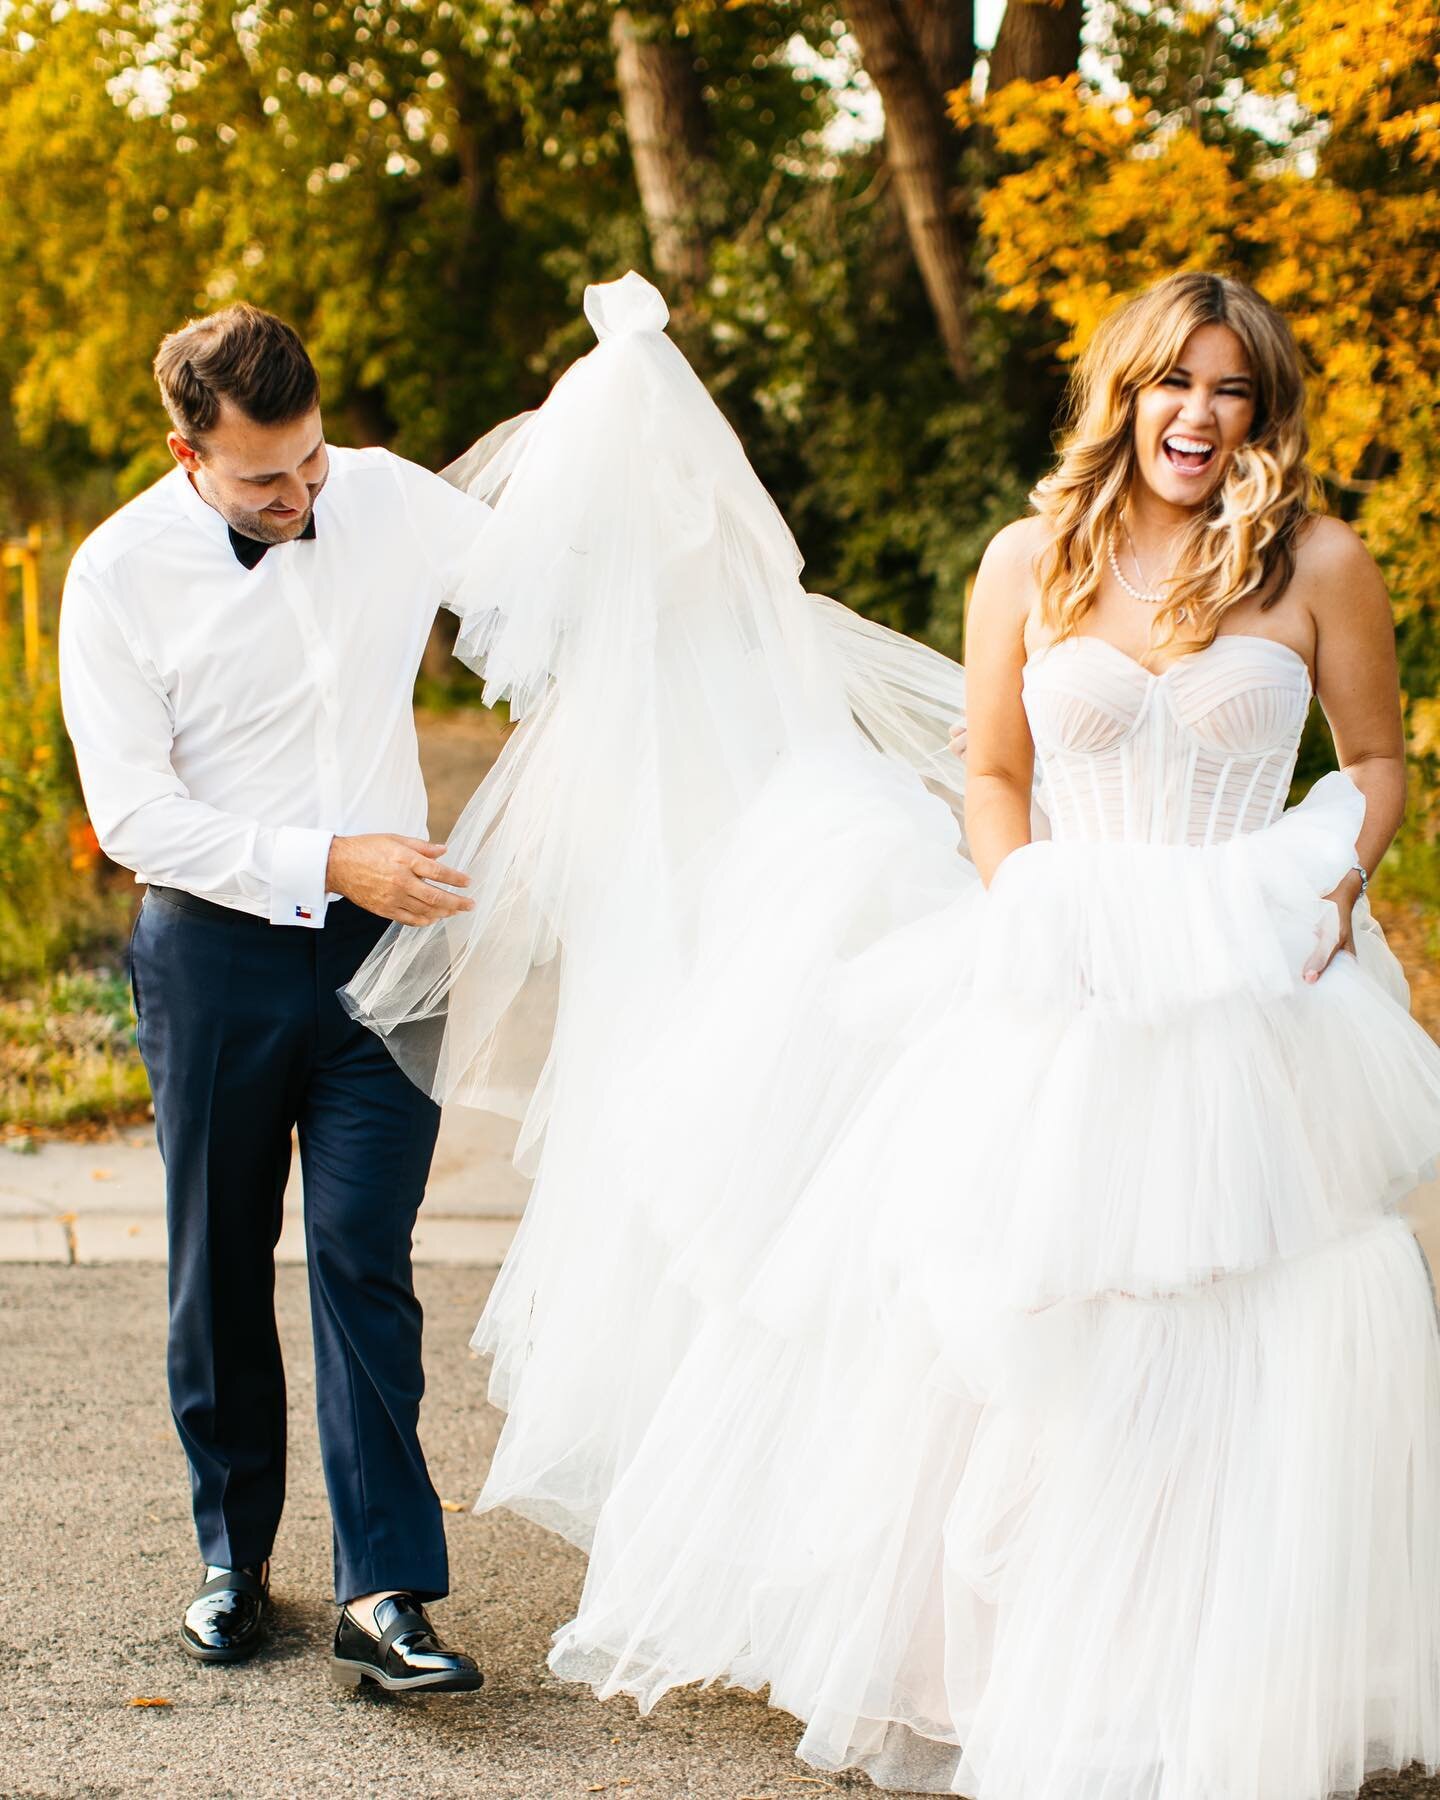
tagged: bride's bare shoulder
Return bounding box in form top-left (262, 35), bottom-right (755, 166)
top-left (1292, 513), bottom-right (1392, 639)
top-left (980, 513), bottom-right (1055, 574)
top-left (1294, 512), bottom-right (1382, 582)
top-left (971, 515), bottom-right (1053, 645)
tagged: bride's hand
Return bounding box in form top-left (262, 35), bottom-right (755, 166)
top-left (1303, 867), bottom-right (1364, 982)
top-left (326, 834), bottom-right (476, 926)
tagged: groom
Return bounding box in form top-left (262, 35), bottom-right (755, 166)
top-left (58, 302), bottom-right (488, 1692)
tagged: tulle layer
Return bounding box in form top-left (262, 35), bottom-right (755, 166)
top-left (975, 767), bottom-right (1366, 1021)
top-left (336, 274), bottom-right (1440, 1797)
top-left (472, 746), bottom-right (1440, 1535)
top-left (473, 745), bottom-right (1440, 1798)
top-left (832, 772), bottom-right (1440, 1315)
top-left (548, 1219), bottom-right (1440, 1800)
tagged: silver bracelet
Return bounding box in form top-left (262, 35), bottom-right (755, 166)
top-left (1349, 858), bottom-right (1369, 895)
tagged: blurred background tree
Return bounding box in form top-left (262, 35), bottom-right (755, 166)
top-left (1, 0), bottom-right (1438, 1121)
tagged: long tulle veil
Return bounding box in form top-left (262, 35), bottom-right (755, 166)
top-left (338, 270), bottom-right (1432, 1606)
top-left (336, 273), bottom-right (1440, 1800)
top-left (340, 271), bottom-right (988, 1149)
top-left (339, 271), bottom-right (1010, 1538)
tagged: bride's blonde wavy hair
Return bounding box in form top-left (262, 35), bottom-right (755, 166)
top-left (1031, 271), bottom-right (1323, 653)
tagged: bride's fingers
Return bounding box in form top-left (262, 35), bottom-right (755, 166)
top-left (1303, 942), bottom-right (1342, 983)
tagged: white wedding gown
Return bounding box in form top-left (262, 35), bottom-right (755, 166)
top-left (342, 274), bottom-right (1440, 1799)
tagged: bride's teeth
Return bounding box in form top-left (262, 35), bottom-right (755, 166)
top-left (1163, 436), bottom-right (1215, 469)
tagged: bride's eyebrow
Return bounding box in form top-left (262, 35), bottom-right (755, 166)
top-left (1169, 364), bottom-right (1254, 387)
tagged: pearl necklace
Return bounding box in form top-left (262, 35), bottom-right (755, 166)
top-left (1107, 517), bottom-right (1188, 622)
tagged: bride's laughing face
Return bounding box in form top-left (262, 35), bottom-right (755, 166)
top-left (1131, 324), bottom-right (1256, 509)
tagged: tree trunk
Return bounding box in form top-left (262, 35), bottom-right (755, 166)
top-left (986, 0), bottom-right (1084, 91)
top-left (845, 0), bottom-right (977, 381)
top-left (610, 8), bottom-right (714, 293)
top-left (901, 0), bottom-right (976, 101)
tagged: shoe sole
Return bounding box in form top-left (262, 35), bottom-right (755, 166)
top-left (181, 1634), bottom-right (264, 1664)
top-left (329, 1658), bottom-right (484, 1694)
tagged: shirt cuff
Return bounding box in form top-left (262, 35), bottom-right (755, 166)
top-left (269, 826), bottom-right (334, 928)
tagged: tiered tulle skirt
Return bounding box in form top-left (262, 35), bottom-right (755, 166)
top-left (469, 757), bottom-right (1440, 1799)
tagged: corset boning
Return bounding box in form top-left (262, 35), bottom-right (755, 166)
top-left (1022, 634), bottom-right (1313, 848)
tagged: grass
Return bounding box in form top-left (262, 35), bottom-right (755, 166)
top-left (1373, 828), bottom-right (1440, 914)
top-left (0, 958), bottom-right (150, 1133)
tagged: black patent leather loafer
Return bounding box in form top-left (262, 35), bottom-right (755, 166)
top-left (181, 1564), bottom-right (269, 1663)
top-left (331, 1593), bottom-right (482, 1693)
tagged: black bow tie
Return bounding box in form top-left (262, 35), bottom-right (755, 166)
top-left (228, 510), bottom-right (317, 569)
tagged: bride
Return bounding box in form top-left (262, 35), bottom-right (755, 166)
top-left (341, 268), bottom-right (1440, 1798)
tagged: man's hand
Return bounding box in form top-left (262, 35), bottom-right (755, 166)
top-left (326, 835), bottom-right (475, 926)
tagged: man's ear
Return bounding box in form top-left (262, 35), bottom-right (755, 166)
top-left (167, 430), bottom-right (201, 471)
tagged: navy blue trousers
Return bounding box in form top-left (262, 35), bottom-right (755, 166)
top-left (129, 889), bottom-right (447, 1603)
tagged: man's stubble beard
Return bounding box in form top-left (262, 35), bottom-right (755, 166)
top-left (194, 467), bottom-right (327, 544)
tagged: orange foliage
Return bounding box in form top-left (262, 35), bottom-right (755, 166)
top-left (950, 4), bottom-right (1440, 780)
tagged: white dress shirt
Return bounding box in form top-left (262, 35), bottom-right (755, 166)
top-left (59, 445), bottom-right (492, 928)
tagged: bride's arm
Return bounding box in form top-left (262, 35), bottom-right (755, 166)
top-left (1306, 516), bottom-right (1407, 975)
top-left (961, 521), bottom-right (1042, 887)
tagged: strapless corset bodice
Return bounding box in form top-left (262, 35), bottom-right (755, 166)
top-left (1023, 633), bottom-right (1313, 846)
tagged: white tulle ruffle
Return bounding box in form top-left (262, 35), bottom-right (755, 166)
top-left (548, 1217), bottom-right (1440, 1800)
top-left (339, 272), bottom-right (1440, 1798)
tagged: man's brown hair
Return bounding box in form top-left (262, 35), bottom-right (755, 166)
top-left (153, 303), bottom-right (320, 447)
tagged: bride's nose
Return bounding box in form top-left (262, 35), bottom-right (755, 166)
top-left (1176, 387), bottom-right (1218, 430)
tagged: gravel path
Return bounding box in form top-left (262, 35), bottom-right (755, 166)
top-left (3, 1264), bottom-right (1438, 1800)
top-left (5, 704), bottom-right (1438, 1798)
top-left (0, 1264), bottom-right (828, 1800)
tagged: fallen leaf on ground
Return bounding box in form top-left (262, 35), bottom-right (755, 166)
top-left (127, 1697), bottom-right (172, 1707)
top-left (91, 1168), bottom-right (114, 1181)
top-left (439, 1498), bottom-right (466, 1512)
top-left (126, 1224), bottom-right (141, 1236)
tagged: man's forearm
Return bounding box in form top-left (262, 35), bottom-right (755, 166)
top-left (92, 785), bottom-right (334, 928)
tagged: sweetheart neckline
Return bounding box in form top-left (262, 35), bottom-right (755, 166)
top-left (1027, 632), bottom-right (1313, 693)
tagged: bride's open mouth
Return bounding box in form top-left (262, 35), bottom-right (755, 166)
top-left (1162, 434), bottom-right (1216, 475)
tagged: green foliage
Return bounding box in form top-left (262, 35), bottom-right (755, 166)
top-left (0, 0), bottom-right (1028, 653)
top-left (691, 152), bottom-right (1044, 651)
top-left (0, 0), bottom-right (848, 481)
top-left (2, 0), bottom-right (1437, 981)
top-left (0, 962), bottom-right (150, 1129)
top-left (0, 621), bottom-right (129, 981)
